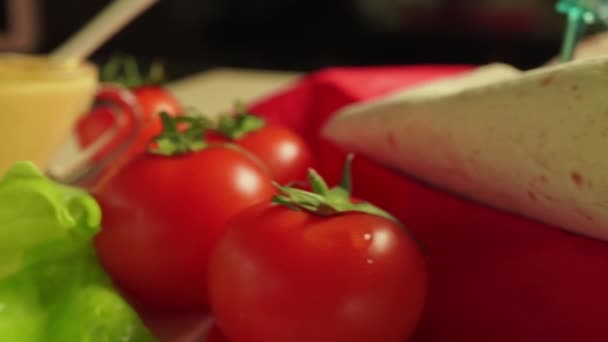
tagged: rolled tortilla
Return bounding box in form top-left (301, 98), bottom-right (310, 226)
top-left (323, 57), bottom-right (608, 241)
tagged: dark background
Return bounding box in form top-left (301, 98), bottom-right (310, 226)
top-left (11, 0), bottom-right (607, 80)
top-left (0, 2), bottom-right (6, 31)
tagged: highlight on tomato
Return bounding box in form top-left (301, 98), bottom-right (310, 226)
top-left (75, 83), bottom-right (183, 168)
top-left (206, 103), bottom-right (315, 185)
top-left (208, 155), bottom-right (428, 342)
top-left (94, 113), bottom-right (276, 311)
top-left (76, 55), bottom-right (183, 169)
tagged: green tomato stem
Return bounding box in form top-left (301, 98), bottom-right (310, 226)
top-left (272, 154), bottom-right (398, 223)
top-left (148, 112), bottom-right (211, 156)
top-left (309, 169), bottom-right (330, 196)
top-left (100, 54), bottom-right (168, 87)
top-left (340, 153), bottom-right (355, 193)
top-left (216, 102), bottom-right (266, 140)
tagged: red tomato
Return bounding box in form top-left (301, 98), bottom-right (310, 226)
top-left (94, 144), bottom-right (276, 311)
top-left (125, 86), bottom-right (183, 158)
top-left (76, 86), bottom-right (182, 165)
top-left (206, 323), bottom-right (229, 342)
top-left (207, 113), bottom-right (315, 184)
top-left (132, 85), bottom-right (182, 122)
top-left (208, 166), bottom-right (427, 342)
top-left (76, 85), bottom-right (141, 163)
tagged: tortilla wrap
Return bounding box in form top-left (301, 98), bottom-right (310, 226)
top-left (353, 63), bottom-right (521, 108)
top-left (322, 57), bottom-right (608, 241)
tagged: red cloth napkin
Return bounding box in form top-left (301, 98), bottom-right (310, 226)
top-left (249, 66), bottom-right (608, 342)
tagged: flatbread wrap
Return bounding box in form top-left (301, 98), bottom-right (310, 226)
top-left (322, 57), bottom-right (608, 241)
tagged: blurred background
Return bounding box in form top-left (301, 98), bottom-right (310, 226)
top-left (1, 0), bottom-right (604, 80)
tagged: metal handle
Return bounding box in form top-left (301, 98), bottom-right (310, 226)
top-left (46, 85), bottom-right (142, 187)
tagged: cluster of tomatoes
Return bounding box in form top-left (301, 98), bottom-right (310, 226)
top-left (75, 75), bottom-right (428, 342)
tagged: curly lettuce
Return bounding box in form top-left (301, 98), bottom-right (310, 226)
top-left (0, 162), bottom-right (156, 341)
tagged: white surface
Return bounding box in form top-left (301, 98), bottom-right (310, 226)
top-left (167, 68), bottom-right (300, 118)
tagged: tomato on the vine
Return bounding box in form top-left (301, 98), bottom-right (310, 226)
top-left (76, 85), bottom-right (182, 160)
top-left (132, 85), bottom-right (182, 122)
top-left (75, 85), bottom-right (141, 163)
top-left (208, 155), bottom-right (427, 342)
top-left (206, 108), bottom-right (315, 184)
top-left (94, 114), bottom-right (276, 311)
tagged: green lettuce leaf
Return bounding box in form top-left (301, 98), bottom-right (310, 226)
top-left (0, 162), bottom-right (157, 341)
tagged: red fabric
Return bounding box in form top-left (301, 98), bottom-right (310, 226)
top-left (249, 66), bottom-right (608, 342)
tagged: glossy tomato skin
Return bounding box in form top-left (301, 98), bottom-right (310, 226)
top-left (75, 105), bottom-right (123, 162)
top-left (128, 86), bottom-right (183, 156)
top-left (206, 323), bottom-right (229, 342)
top-left (77, 86), bottom-right (182, 156)
top-left (208, 204), bottom-right (428, 342)
top-left (207, 124), bottom-right (315, 184)
top-left (94, 145), bottom-right (276, 311)
top-left (132, 85), bottom-right (182, 120)
top-left (76, 85), bottom-right (141, 162)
